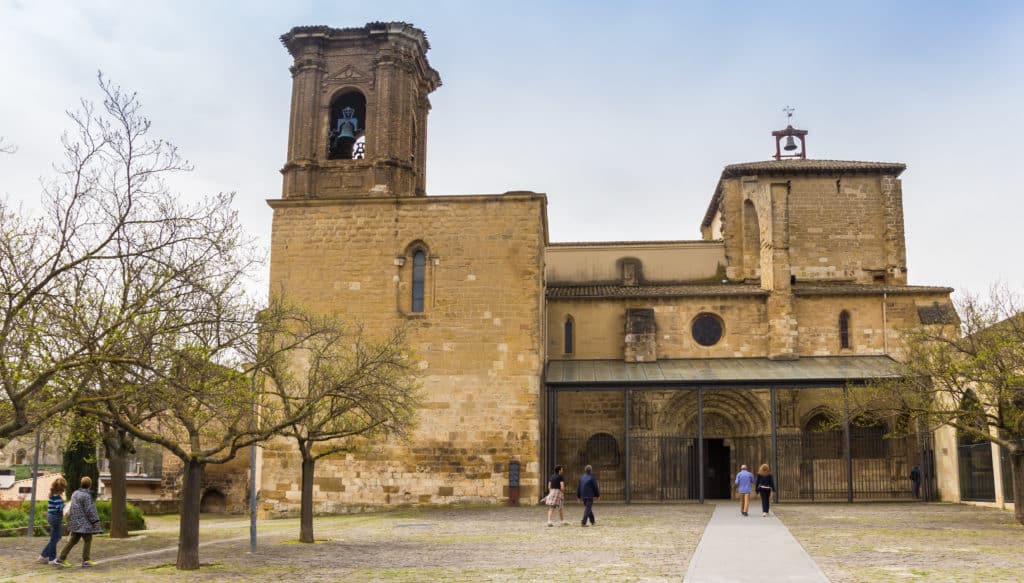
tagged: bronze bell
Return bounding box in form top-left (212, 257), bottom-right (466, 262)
top-left (338, 121), bottom-right (356, 139)
top-left (784, 135), bottom-right (798, 151)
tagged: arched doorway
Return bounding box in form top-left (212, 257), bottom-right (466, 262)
top-left (657, 390), bottom-right (770, 499)
top-left (200, 488), bottom-right (227, 513)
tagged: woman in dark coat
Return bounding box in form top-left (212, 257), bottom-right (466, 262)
top-left (756, 463), bottom-right (776, 517)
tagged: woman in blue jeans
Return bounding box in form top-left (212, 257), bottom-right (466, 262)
top-left (37, 476), bottom-right (67, 564)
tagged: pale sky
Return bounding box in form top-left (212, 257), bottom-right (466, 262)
top-left (1, 0), bottom-right (1022, 298)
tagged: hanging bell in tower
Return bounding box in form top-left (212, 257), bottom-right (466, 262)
top-left (783, 135), bottom-right (798, 151)
top-left (338, 120), bottom-right (356, 139)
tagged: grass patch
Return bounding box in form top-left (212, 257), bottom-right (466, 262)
top-left (1, 464), bottom-right (62, 481)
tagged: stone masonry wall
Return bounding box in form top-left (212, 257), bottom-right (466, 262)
top-left (794, 293), bottom-right (950, 356)
top-left (547, 297), bottom-right (769, 360)
top-left (261, 193), bottom-right (546, 516)
top-left (717, 174), bottom-right (907, 285)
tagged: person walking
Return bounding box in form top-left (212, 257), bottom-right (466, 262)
top-left (734, 464), bottom-right (754, 516)
top-left (576, 464), bottom-right (600, 527)
top-left (55, 476), bottom-right (102, 568)
top-left (756, 463), bottom-right (777, 517)
top-left (545, 465), bottom-right (568, 526)
top-left (910, 465), bottom-right (922, 498)
top-left (37, 477), bottom-right (67, 565)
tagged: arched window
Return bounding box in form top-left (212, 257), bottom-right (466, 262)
top-left (839, 310), bottom-right (851, 349)
top-left (411, 250), bottom-right (426, 313)
top-left (564, 316), bottom-right (574, 355)
top-left (328, 91), bottom-right (367, 160)
top-left (743, 199), bottom-right (761, 279)
top-left (803, 412), bottom-right (842, 459)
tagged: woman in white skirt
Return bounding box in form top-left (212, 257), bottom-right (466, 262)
top-left (545, 465), bottom-right (567, 526)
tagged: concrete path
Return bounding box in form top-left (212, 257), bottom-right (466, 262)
top-left (684, 504), bottom-right (830, 582)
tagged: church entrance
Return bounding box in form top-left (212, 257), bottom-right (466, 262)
top-left (703, 439), bottom-right (731, 499)
top-left (546, 362), bottom-right (939, 503)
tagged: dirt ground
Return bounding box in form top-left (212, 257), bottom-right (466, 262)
top-left (0, 503), bottom-right (712, 582)
top-left (3, 502), bottom-right (1020, 582)
top-left (775, 502), bottom-right (1024, 582)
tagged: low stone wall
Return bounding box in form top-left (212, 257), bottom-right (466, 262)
top-left (130, 498), bottom-right (180, 515)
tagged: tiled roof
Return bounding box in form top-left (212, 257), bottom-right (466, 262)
top-left (546, 284), bottom-right (767, 299)
top-left (793, 283), bottom-right (954, 296)
top-left (720, 159), bottom-right (906, 179)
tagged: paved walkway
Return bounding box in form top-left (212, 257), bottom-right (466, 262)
top-left (685, 503), bottom-right (830, 582)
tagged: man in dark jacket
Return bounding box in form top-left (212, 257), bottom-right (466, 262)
top-left (576, 464), bottom-right (600, 527)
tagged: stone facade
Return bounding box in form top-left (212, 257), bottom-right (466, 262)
top-left (259, 194), bottom-right (546, 516)
top-left (225, 22), bottom-right (960, 514)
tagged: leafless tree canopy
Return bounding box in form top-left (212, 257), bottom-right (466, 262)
top-left (0, 73), bottom-right (260, 442)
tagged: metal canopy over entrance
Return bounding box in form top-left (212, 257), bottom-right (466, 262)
top-left (544, 356), bottom-right (935, 504)
top-left (546, 355), bottom-right (903, 387)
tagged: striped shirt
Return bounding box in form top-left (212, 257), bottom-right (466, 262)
top-left (47, 494), bottom-right (64, 515)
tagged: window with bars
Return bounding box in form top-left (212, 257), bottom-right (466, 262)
top-left (564, 316), bottom-right (574, 355)
top-left (839, 310), bottom-right (851, 349)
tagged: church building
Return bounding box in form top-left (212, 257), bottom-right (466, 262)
top-left (254, 22), bottom-right (957, 516)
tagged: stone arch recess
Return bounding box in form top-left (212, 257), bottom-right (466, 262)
top-left (656, 390), bottom-right (770, 437)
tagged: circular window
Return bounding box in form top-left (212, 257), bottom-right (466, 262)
top-left (691, 313), bottom-right (724, 346)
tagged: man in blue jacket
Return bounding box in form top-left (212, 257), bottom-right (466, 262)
top-left (735, 464), bottom-right (755, 516)
top-left (576, 464), bottom-right (600, 527)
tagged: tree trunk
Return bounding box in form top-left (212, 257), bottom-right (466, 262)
top-left (299, 454), bottom-right (315, 543)
top-left (1011, 448), bottom-right (1024, 526)
top-left (107, 444), bottom-right (129, 537)
top-left (177, 459), bottom-right (204, 570)
top-left (102, 427), bottom-right (133, 538)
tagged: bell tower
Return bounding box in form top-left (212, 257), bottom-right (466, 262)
top-left (279, 23), bottom-right (441, 198)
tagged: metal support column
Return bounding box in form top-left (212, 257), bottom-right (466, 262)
top-left (624, 388), bottom-right (631, 504)
top-left (551, 389), bottom-right (559, 473)
top-left (917, 416), bottom-right (931, 502)
top-left (770, 387), bottom-right (779, 501)
top-left (27, 429), bottom-right (41, 537)
top-left (698, 386), bottom-right (705, 504)
top-left (249, 393), bottom-right (258, 553)
top-left (843, 386), bottom-right (854, 502)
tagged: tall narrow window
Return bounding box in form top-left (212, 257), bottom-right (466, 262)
top-left (564, 317), bottom-right (574, 355)
top-left (839, 310), bottom-right (851, 349)
top-left (412, 251), bottom-right (426, 313)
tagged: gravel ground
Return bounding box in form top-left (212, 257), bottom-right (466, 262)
top-left (775, 502), bottom-right (1024, 582)
top-left (0, 503), bottom-right (713, 582)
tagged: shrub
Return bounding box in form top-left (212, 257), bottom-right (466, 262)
top-left (0, 506), bottom-right (44, 536)
top-left (0, 500), bottom-right (146, 536)
top-left (96, 500), bottom-right (146, 531)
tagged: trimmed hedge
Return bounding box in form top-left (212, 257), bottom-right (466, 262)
top-left (0, 500), bottom-right (146, 536)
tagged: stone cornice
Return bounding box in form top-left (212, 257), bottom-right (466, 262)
top-left (267, 191), bottom-right (548, 208)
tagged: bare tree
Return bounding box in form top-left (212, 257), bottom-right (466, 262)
top-left (850, 285), bottom-right (1024, 524)
top-left (82, 298), bottom-right (337, 570)
top-left (261, 313), bottom-right (420, 543)
top-left (0, 73), bottom-right (252, 443)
